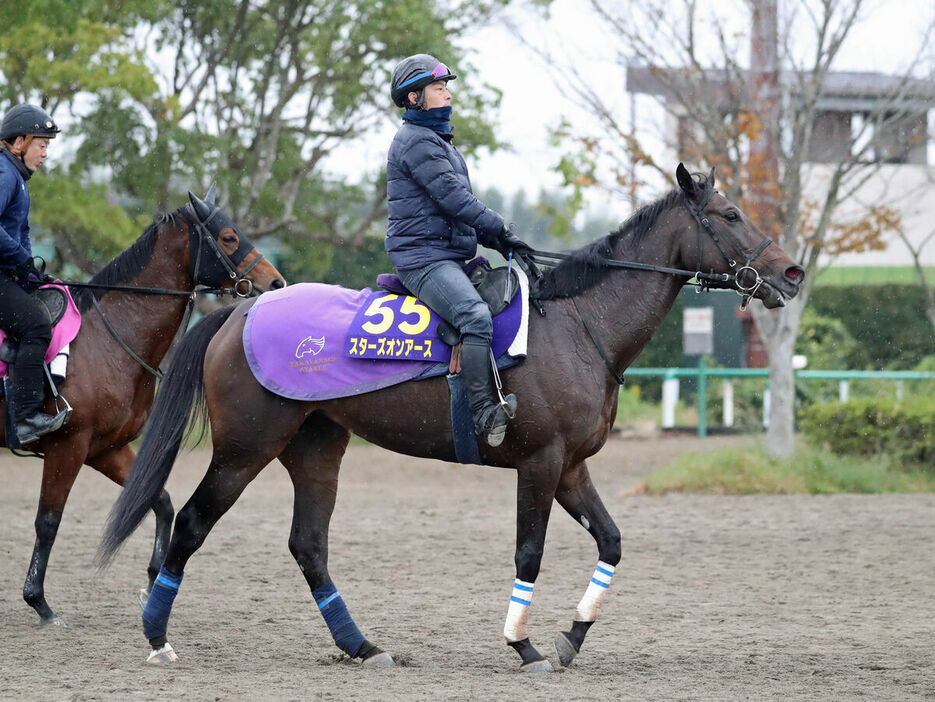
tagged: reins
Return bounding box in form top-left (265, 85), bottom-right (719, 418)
top-left (527, 250), bottom-right (733, 287)
top-left (517, 190), bottom-right (775, 386)
top-left (52, 204), bottom-right (258, 379)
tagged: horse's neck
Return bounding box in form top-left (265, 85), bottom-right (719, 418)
top-left (574, 233), bottom-right (687, 376)
top-left (88, 244), bottom-right (192, 370)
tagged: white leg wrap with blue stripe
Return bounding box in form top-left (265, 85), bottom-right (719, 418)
top-left (503, 579), bottom-right (534, 642)
top-left (575, 561), bottom-right (615, 622)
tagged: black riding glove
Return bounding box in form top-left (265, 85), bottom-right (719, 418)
top-left (14, 257), bottom-right (54, 285)
top-left (496, 225), bottom-right (533, 257)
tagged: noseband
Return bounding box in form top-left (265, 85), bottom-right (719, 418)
top-left (682, 189), bottom-right (773, 308)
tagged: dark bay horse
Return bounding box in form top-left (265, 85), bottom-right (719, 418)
top-left (3, 190), bottom-right (285, 626)
top-left (99, 164), bottom-right (803, 668)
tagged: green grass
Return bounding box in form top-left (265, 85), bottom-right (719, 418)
top-left (813, 266), bottom-right (935, 286)
top-left (630, 440), bottom-right (935, 495)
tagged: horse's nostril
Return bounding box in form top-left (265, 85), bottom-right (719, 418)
top-left (785, 265), bottom-right (804, 283)
top-left (271, 278), bottom-right (285, 289)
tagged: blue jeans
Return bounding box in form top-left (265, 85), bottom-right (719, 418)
top-left (397, 260), bottom-right (492, 344)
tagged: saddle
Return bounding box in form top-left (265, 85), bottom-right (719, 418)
top-left (0, 286), bottom-right (70, 366)
top-left (376, 258), bottom-right (520, 348)
top-left (1, 285), bottom-right (77, 449)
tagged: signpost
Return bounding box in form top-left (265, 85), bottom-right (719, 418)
top-left (683, 307), bottom-right (714, 435)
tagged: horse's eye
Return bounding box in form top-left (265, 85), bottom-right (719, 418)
top-left (221, 235), bottom-right (237, 245)
top-left (724, 210), bottom-right (739, 222)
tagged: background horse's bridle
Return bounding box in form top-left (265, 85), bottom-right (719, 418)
top-left (57, 195), bottom-right (260, 378)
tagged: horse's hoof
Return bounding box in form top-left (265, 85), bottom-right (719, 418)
top-left (138, 588), bottom-right (150, 610)
top-left (146, 643), bottom-right (179, 664)
top-left (40, 616), bottom-right (67, 628)
top-left (554, 632), bottom-right (578, 667)
top-left (520, 658), bottom-right (554, 673)
top-left (361, 651), bottom-right (395, 668)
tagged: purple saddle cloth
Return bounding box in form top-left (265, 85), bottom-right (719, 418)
top-left (243, 277), bottom-right (527, 401)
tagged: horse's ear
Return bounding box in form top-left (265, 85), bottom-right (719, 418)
top-left (204, 182), bottom-right (217, 206)
top-left (188, 191), bottom-right (212, 222)
top-left (676, 162), bottom-right (696, 196)
top-left (707, 166), bottom-right (716, 189)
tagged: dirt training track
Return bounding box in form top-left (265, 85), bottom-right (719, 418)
top-left (2, 435), bottom-right (934, 700)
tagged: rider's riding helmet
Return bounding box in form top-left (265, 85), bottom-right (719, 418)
top-left (1, 104), bottom-right (61, 144)
top-left (390, 54), bottom-right (457, 109)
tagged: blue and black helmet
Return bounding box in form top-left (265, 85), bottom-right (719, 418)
top-left (390, 54), bottom-right (457, 108)
top-left (1, 104), bottom-right (60, 143)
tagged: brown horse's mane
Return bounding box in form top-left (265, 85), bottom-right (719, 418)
top-left (535, 187), bottom-right (689, 300)
top-left (71, 209), bottom-right (184, 312)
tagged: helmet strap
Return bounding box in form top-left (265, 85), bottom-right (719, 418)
top-left (408, 89), bottom-right (426, 111)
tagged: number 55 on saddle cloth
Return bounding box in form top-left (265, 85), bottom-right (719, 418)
top-left (242, 271), bottom-right (528, 402)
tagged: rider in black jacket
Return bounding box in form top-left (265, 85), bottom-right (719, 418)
top-left (0, 104), bottom-right (67, 444)
top-left (386, 54), bottom-right (532, 448)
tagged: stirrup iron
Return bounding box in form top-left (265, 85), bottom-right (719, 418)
top-left (488, 349), bottom-right (516, 419)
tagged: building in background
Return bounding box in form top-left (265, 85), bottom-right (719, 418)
top-left (628, 67), bottom-right (935, 366)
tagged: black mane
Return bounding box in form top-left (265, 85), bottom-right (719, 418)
top-left (70, 210), bottom-right (185, 312)
top-left (535, 188), bottom-right (684, 300)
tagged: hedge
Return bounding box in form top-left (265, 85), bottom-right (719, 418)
top-left (800, 398), bottom-right (935, 465)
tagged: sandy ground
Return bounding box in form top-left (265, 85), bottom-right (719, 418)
top-left (1, 433), bottom-right (934, 701)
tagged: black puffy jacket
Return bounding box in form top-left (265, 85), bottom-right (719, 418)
top-left (385, 122), bottom-right (503, 271)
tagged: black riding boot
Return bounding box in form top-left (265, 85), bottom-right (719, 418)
top-left (459, 341), bottom-right (517, 447)
top-left (11, 340), bottom-right (67, 445)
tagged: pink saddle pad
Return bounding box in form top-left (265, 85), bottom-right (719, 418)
top-left (0, 283), bottom-right (82, 378)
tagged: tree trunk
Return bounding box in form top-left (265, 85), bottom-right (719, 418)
top-left (752, 296), bottom-right (805, 457)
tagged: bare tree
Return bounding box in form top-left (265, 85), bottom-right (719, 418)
top-left (520, 0), bottom-right (935, 456)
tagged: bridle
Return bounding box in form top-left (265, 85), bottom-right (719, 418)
top-left (61, 195), bottom-right (262, 378)
top-left (187, 199), bottom-right (264, 294)
top-left (682, 187), bottom-right (773, 310)
top-left (528, 192), bottom-right (773, 304)
top-left (521, 188), bottom-right (777, 385)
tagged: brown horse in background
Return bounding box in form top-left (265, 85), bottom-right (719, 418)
top-left (99, 164), bottom-right (802, 669)
top-left (3, 189), bottom-right (285, 626)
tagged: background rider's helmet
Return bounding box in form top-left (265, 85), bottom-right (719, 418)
top-left (1, 104), bottom-right (61, 143)
top-left (390, 54), bottom-right (457, 108)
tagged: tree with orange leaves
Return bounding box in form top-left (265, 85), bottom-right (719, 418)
top-left (521, 0), bottom-right (935, 456)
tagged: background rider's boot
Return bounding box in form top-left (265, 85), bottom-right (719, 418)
top-left (10, 340), bottom-right (66, 445)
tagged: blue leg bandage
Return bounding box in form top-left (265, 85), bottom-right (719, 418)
top-left (313, 582), bottom-right (365, 657)
top-left (142, 565), bottom-right (183, 642)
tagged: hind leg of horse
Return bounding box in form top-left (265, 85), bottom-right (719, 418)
top-left (23, 443), bottom-right (87, 626)
top-left (141, 417), bottom-right (303, 662)
top-left (278, 415), bottom-right (394, 668)
top-left (552, 460), bottom-right (621, 667)
top-left (88, 444), bottom-right (174, 604)
top-left (503, 452), bottom-right (563, 672)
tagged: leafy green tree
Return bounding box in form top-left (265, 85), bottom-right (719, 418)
top-left (1, 0), bottom-right (169, 273)
top-left (3, 0), bottom-right (512, 276)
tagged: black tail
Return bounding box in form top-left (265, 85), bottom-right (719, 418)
top-left (96, 304), bottom-right (237, 567)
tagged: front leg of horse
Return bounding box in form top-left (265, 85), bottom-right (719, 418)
top-left (88, 446), bottom-right (173, 609)
top-left (23, 454), bottom-right (84, 626)
top-left (503, 457), bottom-right (562, 672)
top-left (23, 508), bottom-right (67, 625)
top-left (552, 460), bottom-right (621, 667)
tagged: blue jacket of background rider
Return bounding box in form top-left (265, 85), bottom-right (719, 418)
top-left (385, 121), bottom-right (504, 272)
top-left (0, 147), bottom-right (33, 272)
